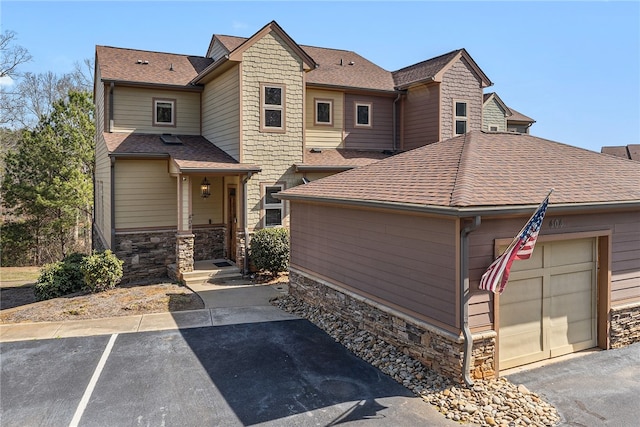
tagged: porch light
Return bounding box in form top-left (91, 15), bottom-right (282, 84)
top-left (200, 177), bottom-right (211, 198)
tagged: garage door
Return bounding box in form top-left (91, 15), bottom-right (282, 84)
top-left (499, 238), bottom-right (597, 370)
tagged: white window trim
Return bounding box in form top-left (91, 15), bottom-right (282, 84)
top-left (262, 183), bottom-right (286, 228)
top-left (260, 83), bottom-right (286, 133)
top-left (314, 98), bottom-right (333, 126)
top-left (454, 100), bottom-right (468, 135)
top-left (153, 98), bottom-right (176, 127)
top-left (354, 102), bottom-right (372, 128)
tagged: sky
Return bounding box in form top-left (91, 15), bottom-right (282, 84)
top-left (2, 1), bottom-right (639, 153)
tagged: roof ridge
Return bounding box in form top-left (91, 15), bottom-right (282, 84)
top-left (97, 45), bottom-right (204, 58)
top-left (449, 133), bottom-right (471, 206)
top-left (392, 48), bottom-right (462, 73)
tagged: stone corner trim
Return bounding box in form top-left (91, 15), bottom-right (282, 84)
top-left (289, 267), bottom-right (496, 383)
top-left (610, 300), bottom-right (640, 349)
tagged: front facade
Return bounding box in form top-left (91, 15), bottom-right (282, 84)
top-left (94, 21), bottom-right (535, 283)
top-left (279, 131), bottom-right (640, 382)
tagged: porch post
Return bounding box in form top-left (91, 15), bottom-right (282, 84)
top-left (175, 175), bottom-right (194, 277)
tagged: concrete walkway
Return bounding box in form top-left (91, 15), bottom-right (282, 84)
top-left (0, 282), bottom-right (297, 343)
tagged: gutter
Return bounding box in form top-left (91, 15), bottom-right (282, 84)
top-left (102, 79), bottom-right (203, 92)
top-left (460, 216), bottom-right (481, 386)
top-left (110, 157), bottom-right (116, 250)
top-left (276, 194), bottom-right (640, 217)
top-left (294, 165), bottom-right (354, 172)
top-left (392, 90), bottom-right (406, 151)
top-left (179, 167), bottom-right (261, 174)
top-left (109, 82), bottom-right (114, 132)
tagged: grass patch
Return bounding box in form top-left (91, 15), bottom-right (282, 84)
top-left (0, 266), bottom-right (41, 283)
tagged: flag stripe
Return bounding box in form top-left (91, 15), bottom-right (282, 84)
top-left (479, 194), bottom-right (550, 294)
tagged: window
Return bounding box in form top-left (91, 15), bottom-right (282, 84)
top-left (261, 84), bottom-right (285, 132)
top-left (263, 184), bottom-right (285, 227)
top-left (490, 126), bottom-right (498, 132)
top-left (455, 101), bottom-right (467, 135)
top-left (355, 102), bottom-right (372, 127)
top-left (315, 99), bottom-right (333, 125)
top-left (153, 98), bottom-right (175, 126)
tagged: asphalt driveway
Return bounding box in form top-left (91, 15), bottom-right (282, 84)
top-left (1, 319), bottom-right (458, 426)
top-left (506, 342), bottom-right (640, 427)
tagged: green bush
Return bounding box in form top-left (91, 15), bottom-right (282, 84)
top-left (250, 228), bottom-right (289, 276)
top-left (34, 252), bottom-right (86, 301)
top-left (81, 250), bottom-right (124, 293)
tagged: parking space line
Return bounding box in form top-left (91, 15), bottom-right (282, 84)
top-left (69, 333), bottom-right (118, 427)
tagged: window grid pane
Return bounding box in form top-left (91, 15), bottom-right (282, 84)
top-left (264, 87), bottom-right (282, 105)
top-left (265, 110), bottom-right (282, 128)
top-left (357, 105), bottom-right (369, 125)
top-left (456, 120), bottom-right (467, 135)
top-left (265, 187), bottom-right (282, 205)
top-left (456, 102), bottom-right (467, 117)
top-left (265, 209), bottom-right (282, 227)
top-left (316, 102), bottom-right (331, 123)
top-left (156, 103), bottom-right (173, 123)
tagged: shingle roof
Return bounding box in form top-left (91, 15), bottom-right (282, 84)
top-left (507, 107), bottom-right (535, 123)
top-left (96, 46), bottom-right (212, 86)
top-left (392, 49), bottom-right (461, 88)
top-left (103, 133), bottom-right (259, 172)
top-left (279, 131), bottom-right (640, 208)
top-left (213, 34), bottom-right (395, 92)
top-left (296, 149), bottom-right (393, 171)
top-left (601, 144), bottom-right (640, 161)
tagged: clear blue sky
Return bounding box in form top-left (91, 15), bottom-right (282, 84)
top-left (3, 1), bottom-right (639, 153)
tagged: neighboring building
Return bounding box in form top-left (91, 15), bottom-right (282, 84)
top-left (278, 131), bottom-right (640, 382)
top-left (601, 144), bottom-right (640, 161)
top-left (93, 21), bottom-right (530, 283)
top-left (482, 92), bottom-right (535, 133)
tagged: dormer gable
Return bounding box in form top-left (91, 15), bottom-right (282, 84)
top-left (393, 48), bottom-right (492, 89)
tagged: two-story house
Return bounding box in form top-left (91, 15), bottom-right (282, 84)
top-left (93, 21), bottom-right (529, 283)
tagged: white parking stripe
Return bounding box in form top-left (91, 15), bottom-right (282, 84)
top-left (69, 333), bottom-right (118, 427)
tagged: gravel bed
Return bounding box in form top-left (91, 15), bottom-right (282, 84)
top-left (273, 294), bottom-right (560, 426)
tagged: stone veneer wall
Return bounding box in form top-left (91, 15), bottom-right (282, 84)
top-left (115, 230), bottom-right (176, 284)
top-left (193, 226), bottom-right (225, 261)
top-left (289, 268), bottom-right (496, 383)
top-left (610, 301), bottom-right (640, 348)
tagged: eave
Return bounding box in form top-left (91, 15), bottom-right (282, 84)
top-left (101, 79), bottom-right (203, 92)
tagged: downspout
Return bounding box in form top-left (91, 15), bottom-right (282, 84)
top-left (392, 90), bottom-right (405, 152)
top-left (110, 157), bottom-right (116, 250)
top-left (460, 215), bottom-right (481, 386)
top-left (109, 82), bottom-right (114, 132)
top-left (242, 171), bottom-right (254, 276)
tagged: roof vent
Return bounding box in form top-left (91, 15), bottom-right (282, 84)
top-left (348, 61), bottom-right (355, 66)
top-left (169, 63), bottom-right (174, 71)
top-left (143, 60), bottom-right (149, 65)
top-left (160, 134), bottom-right (182, 145)
top-left (310, 147), bottom-right (322, 153)
top-left (137, 59), bottom-right (142, 64)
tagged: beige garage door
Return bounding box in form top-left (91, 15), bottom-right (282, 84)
top-left (499, 238), bottom-right (597, 370)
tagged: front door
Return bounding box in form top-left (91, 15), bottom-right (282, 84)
top-left (227, 186), bottom-right (237, 262)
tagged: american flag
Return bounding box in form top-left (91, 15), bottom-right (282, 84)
top-left (479, 192), bottom-right (551, 294)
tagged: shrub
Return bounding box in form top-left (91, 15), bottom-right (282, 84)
top-left (33, 252), bottom-right (86, 301)
top-left (81, 250), bottom-right (124, 293)
top-left (250, 228), bottom-right (289, 276)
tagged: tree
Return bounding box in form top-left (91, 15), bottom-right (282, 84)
top-left (1, 30), bottom-right (32, 79)
top-left (1, 91), bottom-right (95, 264)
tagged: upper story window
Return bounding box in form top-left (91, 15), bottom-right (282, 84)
top-left (455, 101), bottom-right (467, 135)
top-left (315, 99), bottom-right (333, 126)
top-left (355, 102), bottom-right (372, 127)
top-left (153, 98), bottom-right (176, 127)
top-left (263, 183), bottom-right (285, 227)
top-left (261, 84), bottom-right (285, 132)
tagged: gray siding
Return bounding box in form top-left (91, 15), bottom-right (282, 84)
top-left (290, 202), bottom-right (458, 328)
top-left (402, 83), bottom-right (440, 150)
top-left (467, 210), bottom-right (640, 329)
top-left (482, 98), bottom-right (507, 132)
top-left (208, 39), bottom-right (230, 62)
top-left (344, 94), bottom-right (394, 151)
top-left (202, 65), bottom-right (240, 161)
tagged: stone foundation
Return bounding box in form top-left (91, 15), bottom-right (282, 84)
top-left (193, 226), bottom-right (225, 261)
top-left (289, 268), bottom-right (496, 383)
top-left (176, 233), bottom-right (195, 277)
top-left (610, 301), bottom-right (640, 348)
top-left (114, 230), bottom-right (176, 284)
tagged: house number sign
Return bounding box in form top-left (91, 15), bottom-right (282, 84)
top-left (548, 218), bottom-right (564, 229)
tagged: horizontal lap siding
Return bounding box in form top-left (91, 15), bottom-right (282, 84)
top-left (115, 160), bottom-right (176, 228)
top-left (402, 84), bottom-right (439, 150)
top-left (202, 66), bottom-right (240, 160)
top-left (482, 98), bottom-right (507, 132)
top-left (191, 176), bottom-right (223, 225)
top-left (344, 94), bottom-right (394, 151)
top-left (305, 89), bottom-right (344, 149)
top-left (94, 134), bottom-right (111, 247)
top-left (112, 87), bottom-right (200, 135)
top-left (467, 210), bottom-right (640, 329)
top-left (290, 202), bottom-right (458, 327)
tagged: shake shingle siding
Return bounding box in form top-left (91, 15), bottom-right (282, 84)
top-left (290, 202), bottom-right (459, 329)
top-left (440, 58), bottom-right (483, 140)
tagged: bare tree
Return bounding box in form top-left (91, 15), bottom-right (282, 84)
top-left (1, 30), bottom-right (32, 78)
